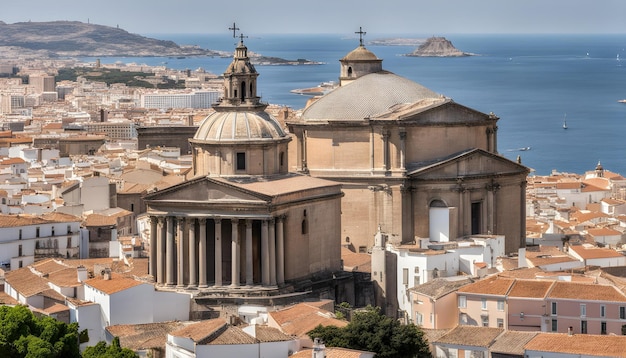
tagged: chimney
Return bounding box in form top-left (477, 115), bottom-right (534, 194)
top-left (312, 338), bottom-right (326, 358)
top-left (568, 326), bottom-right (573, 336)
top-left (518, 248), bottom-right (527, 268)
top-left (77, 265), bottom-right (88, 282)
top-left (102, 267), bottom-right (111, 280)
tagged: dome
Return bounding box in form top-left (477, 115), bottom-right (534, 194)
top-left (192, 111), bottom-right (287, 143)
top-left (341, 46), bottom-right (380, 61)
top-left (301, 71), bottom-right (442, 121)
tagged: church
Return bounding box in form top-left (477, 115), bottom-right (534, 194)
top-left (287, 30), bottom-right (529, 255)
top-left (144, 34), bottom-right (345, 316)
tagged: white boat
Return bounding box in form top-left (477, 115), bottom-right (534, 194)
top-left (563, 114), bottom-right (568, 129)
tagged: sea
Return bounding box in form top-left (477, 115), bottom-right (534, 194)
top-left (85, 33), bottom-right (626, 176)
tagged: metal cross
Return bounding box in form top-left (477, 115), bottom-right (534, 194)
top-left (229, 22), bottom-right (240, 38)
top-left (355, 27), bottom-right (366, 46)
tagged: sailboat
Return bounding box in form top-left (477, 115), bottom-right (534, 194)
top-left (563, 114), bottom-right (568, 129)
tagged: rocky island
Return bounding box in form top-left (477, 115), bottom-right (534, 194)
top-left (405, 36), bottom-right (472, 57)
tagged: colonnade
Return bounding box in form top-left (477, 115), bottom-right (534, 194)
top-left (148, 215), bottom-right (285, 288)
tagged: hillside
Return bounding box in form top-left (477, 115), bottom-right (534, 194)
top-left (406, 36), bottom-right (471, 57)
top-left (0, 20), bottom-right (220, 58)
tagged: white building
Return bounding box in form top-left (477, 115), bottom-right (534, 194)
top-left (140, 90), bottom-right (219, 109)
top-left (0, 212), bottom-right (82, 270)
top-left (377, 227), bottom-right (505, 322)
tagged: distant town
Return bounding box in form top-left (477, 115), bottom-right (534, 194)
top-left (1, 22), bottom-right (626, 358)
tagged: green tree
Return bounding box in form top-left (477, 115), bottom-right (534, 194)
top-left (0, 305), bottom-right (80, 358)
top-left (82, 337), bottom-right (138, 358)
top-left (308, 305), bottom-right (431, 358)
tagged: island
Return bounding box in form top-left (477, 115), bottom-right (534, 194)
top-left (405, 36), bottom-right (472, 57)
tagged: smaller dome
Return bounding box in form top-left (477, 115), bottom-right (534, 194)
top-left (193, 111), bottom-right (287, 143)
top-left (341, 46), bottom-right (380, 61)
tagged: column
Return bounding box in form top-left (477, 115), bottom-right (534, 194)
top-left (149, 216), bottom-right (157, 278)
top-left (187, 218), bottom-right (197, 288)
top-left (166, 216), bottom-right (175, 286)
top-left (245, 220), bottom-right (253, 286)
top-left (382, 129), bottom-right (389, 171)
top-left (269, 218), bottom-right (277, 286)
top-left (399, 129), bottom-right (406, 171)
top-left (276, 216), bottom-right (285, 285)
top-left (176, 217), bottom-right (185, 288)
top-left (214, 219), bottom-right (222, 286)
top-left (157, 216), bottom-right (165, 285)
top-left (369, 127), bottom-right (375, 173)
top-left (198, 218), bottom-right (208, 288)
top-left (231, 219), bottom-right (240, 287)
top-left (261, 219), bottom-right (270, 286)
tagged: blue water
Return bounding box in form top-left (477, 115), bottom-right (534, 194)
top-left (87, 33), bottom-right (626, 176)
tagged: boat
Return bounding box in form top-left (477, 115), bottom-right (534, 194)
top-left (618, 99), bottom-right (626, 103)
top-left (562, 114), bottom-right (568, 129)
top-left (290, 81), bottom-right (338, 96)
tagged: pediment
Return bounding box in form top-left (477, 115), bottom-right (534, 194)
top-left (382, 100), bottom-right (495, 126)
top-left (408, 149), bottom-right (529, 180)
top-left (144, 176), bottom-right (269, 205)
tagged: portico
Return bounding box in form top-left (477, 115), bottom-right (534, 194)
top-left (149, 214), bottom-right (285, 289)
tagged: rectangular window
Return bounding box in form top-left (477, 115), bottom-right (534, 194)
top-left (415, 312), bottom-right (423, 325)
top-left (551, 319), bottom-right (558, 332)
top-left (236, 152), bottom-right (246, 171)
top-left (67, 225), bottom-right (71, 234)
top-left (402, 268), bottom-right (408, 286)
top-left (581, 320), bottom-right (587, 334)
top-left (497, 318), bottom-right (504, 328)
top-left (481, 298), bottom-right (487, 310)
top-left (18, 244), bottom-right (22, 256)
top-left (580, 304), bottom-right (586, 317)
top-left (414, 276), bottom-right (420, 287)
top-left (458, 295), bottom-right (467, 308)
top-left (620, 306), bottom-right (626, 320)
top-left (601, 321), bottom-right (607, 335)
top-left (551, 302), bottom-right (557, 315)
top-left (481, 315), bottom-right (489, 327)
top-left (601, 305), bottom-right (606, 318)
top-left (497, 300), bottom-right (504, 311)
top-left (36, 227), bottom-right (40, 238)
top-left (18, 229), bottom-right (22, 240)
top-left (459, 313), bottom-right (468, 325)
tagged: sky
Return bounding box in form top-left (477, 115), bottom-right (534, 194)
top-left (2, 0), bottom-right (626, 36)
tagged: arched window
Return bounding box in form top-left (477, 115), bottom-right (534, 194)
top-left (347, 67), bottom-right (353, 77)
top-left (240, 81), bottom-right (246, 101)
top-left (301, 209), bottom-right (308, 235)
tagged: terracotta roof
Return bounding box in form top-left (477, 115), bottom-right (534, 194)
top-left (547, 281), bottom-right (626, 302)
top-left (341, 247), bottom-right (371, 273)
top-left (433, 325), bottom-right (504, 347)
top-left (245, 325), bottom-right (295, 342)
top-left (0, 212), bottom-right (81, 228)
top-left (489, 331), bottom-right (537, 355)
top-left (291, 347), bottom-right (374, 358)
top-left (587, 227), bottom-right (622, 236)
top-left (269, 302), bottom-right (347, 338)
top-left (213, 174), bottom-right (341, 197)
top-left (525, 333), bottom-right (626, 357)
top-left (457, 275), bottom-right (514, 296)
top-left (169, 318), bottom-right (257, 345)
top-left (409, 277), bottom-right (473, 299)
top-left (507, 279), bottom-right (554, 298)
top-left (83, 213), bottom-right (117, 227)
top-left (84, 272), bottom-right (144, 295)
top-left (569, 245), bottom-right (624, 259)
top-left (0, 288), bottom-right (19, 305)
top-left (106, 321), bottom-right (193, 351)
top-left (4, 267), bottom-right (51, 297)
top-left (41, 302), bottom-right (70, 314)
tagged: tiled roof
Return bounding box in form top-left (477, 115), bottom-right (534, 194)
top-left (246, 325), bottom-right (295, 342)
top-left (291, 347), bottom-right (374, 358)
top-left (341, 247), bottom-right (371, 273)
top-left (106, 321), bottom-right (193, 351)
top-left (547, 281), bottom-right (626, 302)
top-left (4, 267), bottom-right (51, 297)
top-left (489, 331), bottom-right (537, 355)
top-left (525, 333), bottom-right (626, 357)
top-left (507, 279), bottom-right (554, 298)
top-left (84, 272), bottom-right (144, 295)
top-left (169, 318), bottom-right (258, 345)
top-left (269, 302), bottom-right (348, 338)
top-left (0, 212), bottom-right (81, 228)
top-left (409, 277), bottom-right (473, 299)
top-left (214, 174), bottom-right (341, 197)
top-left (569, 245), bottom-right (624, 259)
top-left (83, 213), bottom-right (117, 227)
top-left (587, 227), bottom-right (622, 236)
top-left (0, 288), bottom-right (19, 305)
top-left (433, 325), bottom-right (504, 347)
top-left (456, 275), bottom-right (514, 296)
